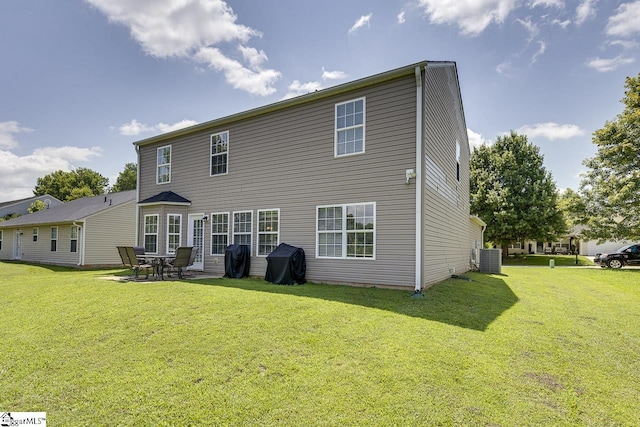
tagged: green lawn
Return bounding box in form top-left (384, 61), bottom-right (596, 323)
top-left (502, 254), bottom-right (594, 266)
top-left (1, 262), bottom-right (639, 426)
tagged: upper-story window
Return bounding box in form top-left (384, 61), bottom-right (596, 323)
top-left (211, 131), bottom-right (229, 176)
top-left (157, 145), bottom-right (171, 184)
top-left (335, 98), bottom-right (365, 157)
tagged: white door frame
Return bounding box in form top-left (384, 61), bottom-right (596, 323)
top-left (187, 213), bottom-right (205, 270)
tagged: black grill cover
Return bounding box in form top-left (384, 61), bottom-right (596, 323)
top-left (224, 244), bottom-right (251, 278)
top-left (265, 243), bottom-right (306, 285)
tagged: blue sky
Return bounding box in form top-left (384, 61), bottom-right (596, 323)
top-left (1, 0), bottom-right (639, 202)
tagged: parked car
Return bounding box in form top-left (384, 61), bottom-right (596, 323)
top-left (598, 243), bottom-right (640, 268)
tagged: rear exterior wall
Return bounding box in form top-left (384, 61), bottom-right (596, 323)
top-left (137, 75), bottom-right (419, 287)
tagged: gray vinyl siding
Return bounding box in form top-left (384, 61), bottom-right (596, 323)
top-left (422, 65), bottom-right (473, 286)
top-left (138, 75), bottom-right (418, 287)
top-left (83, 201), bottom-right (137, 266)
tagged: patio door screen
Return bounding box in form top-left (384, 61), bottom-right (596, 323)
top-left (188, 214), bottom-right (205, 270)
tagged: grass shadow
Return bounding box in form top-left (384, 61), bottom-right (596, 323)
top-left (189, 272), bottom-right (518, 331)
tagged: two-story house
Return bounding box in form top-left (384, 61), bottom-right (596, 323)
top-left (133, 61), bottom-right (485, 292)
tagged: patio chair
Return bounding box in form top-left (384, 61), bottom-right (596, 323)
top-left (124, 246), bottom-right (153, 280)
top-left (165, 246), bottom-right (194, 279)
top-left (133, 246), bottom-right (147, 262)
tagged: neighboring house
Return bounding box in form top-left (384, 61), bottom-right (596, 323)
top-left (133, 61), bottom-right (484, 291)
top-left (0, 194), bottom-right (62, 218)
top-left (0, 191), bottom-right (136, 267)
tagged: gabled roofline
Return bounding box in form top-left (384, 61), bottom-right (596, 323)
top-left (133, 61), bottom-right (456, 147)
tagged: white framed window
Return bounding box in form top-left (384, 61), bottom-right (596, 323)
top-left (70, 226), bottom-right (79, 253)
top-left (335, 97), bottom-right (365, 157)
top-left (210, 131), bottom-right (229, 176)
top-left (144, 214), bottom-right (159, 254)
top-left (157, 145), bottom-right (171, 184)
top-left (167, 214), bottom-right (182, 254)
top-left (233, 211), bottom-right (253, 254)
top-left (210, 212), bottom-right (229, 255)
top-left (33, 227), bottom-right (39, 242)
top-left (317, 202), bottom-right (375, 259)
top-left (50, 227), bottom-right (58, 252)
top-left (257, 209), bottom-right (279, 256)
top-left (0, 230), bottom-right (3, 251)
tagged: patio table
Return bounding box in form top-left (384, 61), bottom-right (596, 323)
top-left (143, 254), bottom-right (177, 280)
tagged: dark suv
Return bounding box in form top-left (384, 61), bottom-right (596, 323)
top-left (598, 243), bottom-right (640, 268)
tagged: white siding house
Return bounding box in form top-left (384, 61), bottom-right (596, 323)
top-left (0, 191), bottom-right (136, 267)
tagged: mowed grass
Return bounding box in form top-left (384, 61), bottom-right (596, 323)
top-left (503, 254), bottom-right (594, 266)
top-left (1, 262), bottom-right (639, 426)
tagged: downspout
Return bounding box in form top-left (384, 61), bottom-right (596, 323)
top-left (135, 144), bottom-right (141, 246)
top-left (413, 65), bottom-right (424, 296)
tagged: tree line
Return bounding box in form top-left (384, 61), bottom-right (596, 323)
top-left (471, 72), bottom-right (639, 254)
top-left (33, 163), bottom-right (137, 202)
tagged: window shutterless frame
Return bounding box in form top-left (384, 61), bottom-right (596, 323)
top-left (232, 210), bottom-right (253, 255)
top-left (257, 209), bottom-right (280, 256)
top-left (166, 214), bottom-right (182, 254)
top-left (335, 97), bottom-right (365, 157)
top-left (156, 145), bottom-right (171, 184)
top-left (316, 202), bottom-right (375, 259)
top-left (144, 214), bottom-right (159, 254)
top-left (210, 131), bottom-right (229, 176)
top-left (210, 212), bottom-right (229, 255)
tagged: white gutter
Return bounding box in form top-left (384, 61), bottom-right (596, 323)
top-left (414, 66), bottom-right (424, 293)
top-left (135, 145), bottom-right (141, 246)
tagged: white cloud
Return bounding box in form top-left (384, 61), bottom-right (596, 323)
top-left (496, 61), bottom-right (512, 75)
top-left (0, 146), bottom-right (102, 202)
top-left (606, 1), bottom-right (640, 38)
top-left (397, 11), bottom-right (406, 24)
top-left (587, 55), bottom-right (635, 72)
top-left (194, 47), bottom-right (281, 95)
top-left (608, 40), bottom-right (639, 50)
top-left (84, 0), bottom-right (280, 96)
top-left (119, 119), bottom-right (198, 136)
top-left (0, 121), bottom-right (33, 150)
top-left (517, 18), bottom-right (539, 42)
top-left (467, 129), bottom-right (491, 150)
top-left (552, 19), bottom-right (571, 28)
top-left (282, 80), bottom-right (324, 100)
top-left (529, 0), bottom-right (564, 8)
top-left (516, 122), bottom-right (585, 140)
top-left (417, 0), bottom-right (516, 36)
top-left (119, 119), bottom-right (153, 136)
top-left (575, 0), bottom-right (597, 26)
top-left (322, 67), bottom-right (348, 81)
top-left (349, 13), bottom-right (372, 34)
top-left (531, 40), bottom-right (547, 64)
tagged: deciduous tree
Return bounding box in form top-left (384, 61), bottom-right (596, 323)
top-left (33, 168), bottom-right (108, 201)
top-left (470, 131), bottom-right (566, 256)
top-left (575, 72), bottom-right (640, 242)
top-left (111, 163), bottom-right (137, 192)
